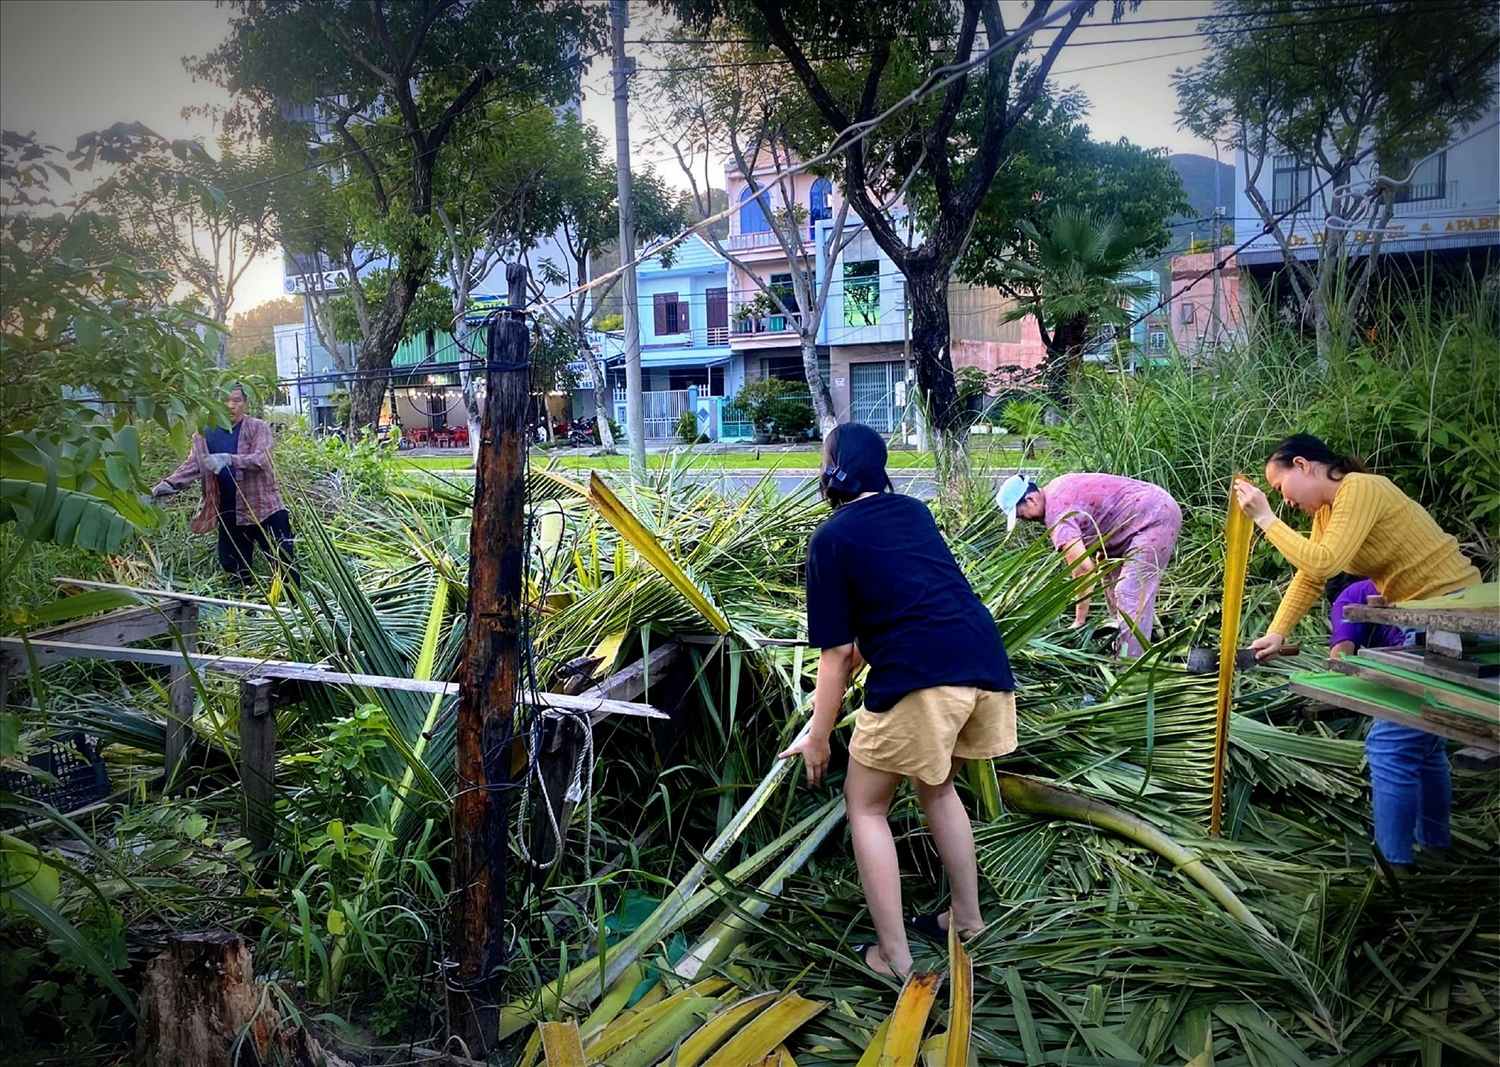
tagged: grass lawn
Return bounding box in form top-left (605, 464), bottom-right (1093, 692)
top-left (398, 445), bottom-right (1031, 473)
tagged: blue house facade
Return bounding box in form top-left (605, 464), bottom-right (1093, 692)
top-left (599, 235), bottom-right (743, 440)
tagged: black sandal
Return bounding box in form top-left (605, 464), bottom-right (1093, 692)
top-left (906, 910), bottom-right (947, 941)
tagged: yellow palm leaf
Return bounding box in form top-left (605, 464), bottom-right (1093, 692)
top-left (1211, 474), bottom-right (1253, 836)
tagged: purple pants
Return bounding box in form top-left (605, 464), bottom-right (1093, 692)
top-left (1110, 505), bottom-right (1182, 657)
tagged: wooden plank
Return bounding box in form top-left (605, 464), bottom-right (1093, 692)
top-left (1290, 676), bottom-right (1499, 751)
top-left (1454, 746), bottom-right (1500, 774)
top-left (164, 603), bottom-right (199, 792)
top-left (0, 637), bottom-right (664, 720)
top-left (1329, 658), bottom-right (1500, 720)
top-left (53, 577), bottom-right (287, 614)
top-left (29, 604), bottom-right (177, 647)
top-left (575, 640), bottom-right (680, 718)
top-left (239, 677), bottom-right (276, 857)
top-left (1344, 602), bottom-right (1500, 635)
top-left (1356, 647), bottom-right (1500, 695)
top-left (678, 634), bottom-right (806, 648)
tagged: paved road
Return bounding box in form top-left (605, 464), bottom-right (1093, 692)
top-left (683, 471), bottom-right (938, 498)
top-left (415, 466), bottom-right (941, 498)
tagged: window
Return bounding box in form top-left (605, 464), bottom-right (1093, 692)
top-left (1272, 155), bottom-right (1314, 214)
top-left (653, 292), bottom-right (687, 335)
top-left (1392, 151), bottom-right (1447, 203)
top-left (705, 287), bottom-right (729, 344)
top-left (1148, 331), bottom-right (1167, 352)
top-left (739, 186), bottom-right (770, 233)
top-left (809, 178), bottom-right (832, 223)
top-left (844, 260), bottom-right (880, 327)
top-left (1179, 303), bottom-right (1195, 324)
top-left (758, 353), bottom-right (830, 384)
top-left (769, 272), bottom-right (799, 314)
top-left (668, 367), bottom-right (714, 391)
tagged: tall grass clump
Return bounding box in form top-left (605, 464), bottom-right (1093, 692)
top-left (1053, 271), bottom-right (1499, 572)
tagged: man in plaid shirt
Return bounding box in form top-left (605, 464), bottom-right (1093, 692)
top-left (153, 384), bottom-right (299, 585)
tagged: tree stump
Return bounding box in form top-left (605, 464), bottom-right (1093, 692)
top-left (137, 930), bottom-right (342, 1067)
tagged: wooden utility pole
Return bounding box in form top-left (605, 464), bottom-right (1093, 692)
top-left (611, 0), bottom-right (646, 476)
top-left (449, 264), bottom-right (531, 1050)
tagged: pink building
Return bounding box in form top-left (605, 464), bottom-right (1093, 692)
top-left (723, 153), bottom-right (1048, 428)
top-left (1165, 249), bottom-right (1244, 359)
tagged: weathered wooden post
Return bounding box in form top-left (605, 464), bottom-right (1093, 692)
top-left (239, 677), bottom-right (276, 856)
top-left (164, 602), bottom-right (198, 791)
top-left (449, 263), bottom-right (531, 1050)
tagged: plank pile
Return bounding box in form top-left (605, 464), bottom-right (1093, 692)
top-left (1289, 583), bottom-right (1499, 753)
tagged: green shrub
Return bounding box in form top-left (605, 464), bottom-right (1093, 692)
top-left (734, 378), bottom-right (816, 440)
top-left (676, 410), bottom-right (707, 445)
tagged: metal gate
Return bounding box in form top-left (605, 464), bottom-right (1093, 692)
top-left (850, 361), bottom-right (910, 433)
top-left (614, 388), bottom-right (693, 441)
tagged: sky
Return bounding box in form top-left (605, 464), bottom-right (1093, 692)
top-left (0, 0), bottom-right (1217, 316)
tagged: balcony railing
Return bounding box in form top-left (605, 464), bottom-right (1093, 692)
top-left (706, 325), bottom-right (730, 345)
top-left (727, 230), bottom-right (783, 251)
top-left (1393, 179), bottom-right (1458, 213)
top-left (732, 312), bottom-right (804, 337)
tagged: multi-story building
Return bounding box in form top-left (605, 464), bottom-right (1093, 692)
top-left (1165, 250), bottom-right (1244, 359)
top-left (601, 234), bottom-right (735, 440)
top-left (722, 156), bottom-right (1048, 434)
top-left (1234, 104), bottom-right (1499, 281)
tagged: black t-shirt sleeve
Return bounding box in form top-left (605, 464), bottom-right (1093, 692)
top-left (806, 529), bottom-right (855, 649)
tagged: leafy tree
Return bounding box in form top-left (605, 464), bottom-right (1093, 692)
top-left (664, 0), bottom-right (1135, 476)
top-left (954, 94), bottom-right (1187, 379)
top-left (526, 116), bottom-right (689, 451)
top-left (1, 130), bottom-right (222, 574)
top-left (1175, 0), bottom-right (1498, 357)
top-left (649, 42), bottom-right (868, 434)
top-left (100, 141), bottom-right (279, 367)
top-left (1000, 207), bottom-right (1157, 379)
top-left (958, 90), bottom-right (1187, 283)
top-left (432, 103), bottom-right (561, 461)
top-left (324, 270), bottom-right (451, 348)
top-left (195, 0), bottom-right (607, 431)
top-left (266, 152), bottom-right (369, 373)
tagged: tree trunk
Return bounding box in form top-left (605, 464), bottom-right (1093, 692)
top-left (455, 315), bottom-right (484, 467)
top-left (906, 269), bottom-right (968, 490)
top-left (137, 930), bottom-right (345, 1067)
top-left (574, 339), bottom-right (615, 451)
top-left (801, 334), bottom-right (837, 434)
top-left (349, 259), bottom-right (424, 432)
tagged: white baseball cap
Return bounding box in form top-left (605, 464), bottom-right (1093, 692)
top-left (995, 473), bottom-right (1035, 533)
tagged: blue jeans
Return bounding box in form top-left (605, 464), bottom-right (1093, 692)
top-left (1366, 718), bottom-right (1451, 865)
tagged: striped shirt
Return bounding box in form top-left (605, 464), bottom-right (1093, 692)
top-left (1265, 473), bottom-right (1480, 637)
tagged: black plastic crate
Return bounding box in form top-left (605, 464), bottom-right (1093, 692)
top-left (0, 732), bottom-right (111, 824)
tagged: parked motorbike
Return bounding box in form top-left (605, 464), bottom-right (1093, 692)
top-left (567, 417), bottom-right (598, 447)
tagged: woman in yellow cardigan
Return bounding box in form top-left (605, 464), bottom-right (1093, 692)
top-left (1233, 434), bottom-right (1482, 874)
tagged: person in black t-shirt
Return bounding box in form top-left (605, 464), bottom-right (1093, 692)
top-left (779, 423), bottom-right (1017, 978)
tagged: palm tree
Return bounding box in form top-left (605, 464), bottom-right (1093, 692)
top-left (1004, 207), bottom-right (1158, 384)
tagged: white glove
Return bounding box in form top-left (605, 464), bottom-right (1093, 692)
top-left (151, 481), bottom-right (177, 499)
top-left (203, 453), bottom-right (233, 475)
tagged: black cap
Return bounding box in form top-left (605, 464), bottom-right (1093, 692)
top-left (824, 422), bottom-right (889, 496)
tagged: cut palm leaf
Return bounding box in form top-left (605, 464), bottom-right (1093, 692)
top-left (701, 992), bottom-right (825, 1067)
top-left (876, 971), bottom-right (942, 1067)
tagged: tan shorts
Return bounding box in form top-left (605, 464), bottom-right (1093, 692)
top-left (848, 687), bottom-right (1017, 786)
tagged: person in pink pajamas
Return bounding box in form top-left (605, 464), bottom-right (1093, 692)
top-left (997, 473), bottom-right (1183, 656)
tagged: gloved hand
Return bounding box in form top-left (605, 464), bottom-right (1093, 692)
top-left (202, 453), bottom-right (234, 475)
top-left (151, 481), bottom-right (177, 499)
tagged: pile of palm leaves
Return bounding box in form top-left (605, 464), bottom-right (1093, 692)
top-left (4, 450), bottom-right (1497, 1064)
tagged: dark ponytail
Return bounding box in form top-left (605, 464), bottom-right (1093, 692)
top-left (1266, 433), bottom-right (1369, 480)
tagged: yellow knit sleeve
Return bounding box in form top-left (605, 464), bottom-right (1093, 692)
top-left (1269, 568), bottom-right (1323, 638)
top-left (1261, 475), bottom-right (1382, 579)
